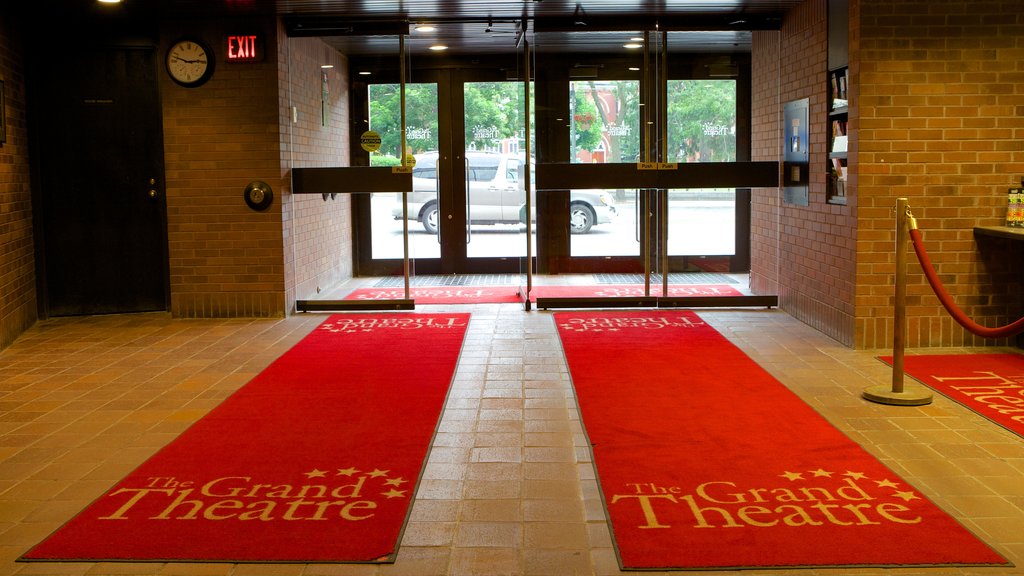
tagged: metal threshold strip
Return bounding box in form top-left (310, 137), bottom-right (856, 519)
top-left (534, 294), bottom-right (777, 310)
top-left (296, 299), bottom-right (415, 312)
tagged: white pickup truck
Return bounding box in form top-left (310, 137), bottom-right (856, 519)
top-left (393, 151), bottom-right (617, 234)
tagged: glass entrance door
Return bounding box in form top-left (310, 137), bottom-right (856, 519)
top-left (359, 73), bottom-right (534, 274)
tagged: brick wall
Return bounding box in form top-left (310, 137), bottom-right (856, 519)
top-left (280, 33), bottom-right (353, 307)
top-left (752, 0), bottom-right (858, 347)
top-left (0, 9), bottom-right (37, 350)
top-left (855, 0), bottom-right (1024, 348)
top-left (161, 17), bottom-right (287, 318)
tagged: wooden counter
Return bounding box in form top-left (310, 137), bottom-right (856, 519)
top-left (974, 225), bottom-right (1024, 241)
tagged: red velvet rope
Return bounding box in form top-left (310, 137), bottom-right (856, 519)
top-left (909, 227), bottom-right (1024, 339)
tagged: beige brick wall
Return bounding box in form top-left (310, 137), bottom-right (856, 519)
top-left (280, 33), bottom-right (353, 307)
top-left (161, 17), bottom-right (287, 318)
top-left (752, 0), bottom-right (858, 347)
top-left (854, 0), bottom-right (1024, 348)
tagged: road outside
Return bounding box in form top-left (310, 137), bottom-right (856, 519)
top-left (371, 193), bottom-right (735, 260)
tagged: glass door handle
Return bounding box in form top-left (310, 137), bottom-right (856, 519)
top-left (436, 158), bottom-right (442, 244)
top-left (465, 158), bottom-right (472, 244)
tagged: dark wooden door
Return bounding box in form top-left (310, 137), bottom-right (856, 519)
top-left (36, 47), bottom-right (168, 316)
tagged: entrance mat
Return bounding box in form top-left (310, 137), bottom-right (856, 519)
top-left (531, 284), bottom-right (741, 300)
top-left (881, 353), bottom-right (1024, 439)
top-left (346, 286), bottom-right (521, 304)
top-left (594, 272), bottom-right (737, 284)
top-left (555, 310), bottom-right (1009, 571)
top-left (22, 313), bottom-right (469, 564)
top-left (373, 274), bottom-right (516, 287)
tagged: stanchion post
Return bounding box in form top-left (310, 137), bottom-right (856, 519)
top-left (863, 197), bottom-right (933, 406)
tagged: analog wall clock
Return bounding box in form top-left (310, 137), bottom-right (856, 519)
top-left (166, 38), bottom-right (214, 87)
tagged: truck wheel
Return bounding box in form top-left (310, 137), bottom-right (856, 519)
top-left (421, 202), bottom-right (439, 234)
top-left (569, 202), bottom-right (596, 234)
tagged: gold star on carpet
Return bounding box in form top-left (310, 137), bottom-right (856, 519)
top-left (810, 468), bottom-right (833, 477)
top-left (843, 471), bottom-right (868, 480)
top-left (875, 479), bottom-right (899, 489)
top-left (337, 467), bottom-right (360, 476)
top-left (381, 489), bottom-right (407, 499)
top-left (893, 490), bottom-right (919, 502)
top-left (304, 468), bottom-right (328, 478)
top-left (384, 477), bottom-right (408, 487)
top-left (780, 471), bottom-right (804, 481)
top-left (367, 468), bottom-right (389, 478)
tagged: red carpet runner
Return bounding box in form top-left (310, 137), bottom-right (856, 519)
top-left (882, 353), bottom-right (1024, 438)
top-left (345, 286), bottom-right (522, 304)
top-left (555, 310), bottom-right (1008, 570)
top-left (23, 313), bottom-right (469, 563)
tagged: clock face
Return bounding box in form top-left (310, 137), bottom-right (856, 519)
top-left (166, 39), bottom-right (213, 87)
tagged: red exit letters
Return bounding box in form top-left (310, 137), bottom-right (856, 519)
top-left (227, 35), bottom-right (261, 62)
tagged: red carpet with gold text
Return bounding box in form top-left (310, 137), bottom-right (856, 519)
top-left (555, 310), bottom-right (1008, 570)
top-left (882, 353), bottom-right (1024, 438)
top-left (343, 285), bottom-right (740, 304)
top-left (22, 313), bottom-right (469, 563)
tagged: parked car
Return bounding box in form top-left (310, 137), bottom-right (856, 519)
top-left (392, 151), bottom-right (617, 234)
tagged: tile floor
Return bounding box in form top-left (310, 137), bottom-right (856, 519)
top-left (1, 302), bottom-right (1022, 576)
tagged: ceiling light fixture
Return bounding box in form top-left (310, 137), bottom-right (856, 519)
top-left (623, 43), bottom-right (643, 49)
top-left (415, 24), bottom-right (437, 33)
top-left (429, 45), bottom-right (448, 51)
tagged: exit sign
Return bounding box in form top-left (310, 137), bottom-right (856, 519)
top-left (226, 34), bottom-right (263, 62)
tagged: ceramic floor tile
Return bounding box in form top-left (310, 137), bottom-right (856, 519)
top-left (0, 306), bottom-right (1022, 576)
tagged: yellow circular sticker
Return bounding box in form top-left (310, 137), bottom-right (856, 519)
top-left (404, 153), bottom-right (417, 167)
top-left (359, 130), bottom-right (381, 152)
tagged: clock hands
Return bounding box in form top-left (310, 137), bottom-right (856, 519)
top-left (171, 55), bottom-right (207, 64)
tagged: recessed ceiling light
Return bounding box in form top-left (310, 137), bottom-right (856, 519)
top-left (97, 0), bottom-right (122, 3)
top-left (359, 71), bottom-right (372, 76)
top-left (628, 67), bottom-right (640, 71)
top-left (320, 64), bottom-right (334, 69)
top-left (416, 25), bottom-right (437, 33)
top-left (623, 43), bottom-right (643, 49)
top-left (429, 45), bottom-right (448, 51)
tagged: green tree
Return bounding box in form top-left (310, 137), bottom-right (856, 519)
top-left (571, 84), bottom-right (604, 159)
top-left (368, 83), bottom-right (439, 165)
top-left (464, 82), bottom-right (522, 151)
top-left (667, 80), bottom-right (736, 163)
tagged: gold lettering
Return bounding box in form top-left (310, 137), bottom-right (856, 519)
top-left (282, 499), bottom-right (316, 520)
top-left (798, 487), bottom-right (837, 502)
top-left (876, 502), bottom-right (921, 524)
top-left (737, 505), bottom-right (778, 527)
top-left (99, 488), bottom-right (174, 520)
top-left (695, 481), bottom-right (746, 504)
top-left (238, 500), bottom-right (276, 521)
top-left (151, 489), bottom-right (203, 520)
top-left (809, 502), bottom-right (852, 525)
top-left (331, 476), bottom-right (366, 498)
top-left (777, 504), bottom-right (823, 526)
top-left (204, 499), bottom-right (243, 520)
top-left (836, 478), bottom-right (874, 501)
top-left (202, 477), bottom-right (251, 497)
top-left (296, 485), bottom-right (328, 499)
top-left (842, 503), bottom-right (881, 525)
top-left (770, 487), bottom-right (801, 502)
top-left (679, 494), bottom-right (742, 528)
top-left (611, 494), bottom-right (677, 529)
top-left (340, 500), bottom-right (377, 521)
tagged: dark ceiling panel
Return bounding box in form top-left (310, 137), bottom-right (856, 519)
top-left (150, 0), bottom-right (799, 55)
